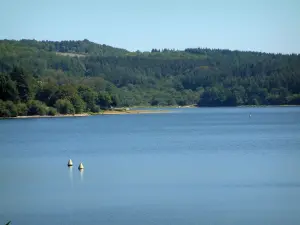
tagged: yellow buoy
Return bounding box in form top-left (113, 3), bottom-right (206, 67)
top-left (67, 159), bottom-right (73, 167)
top-left (78, 162), bottom-right (84, 170)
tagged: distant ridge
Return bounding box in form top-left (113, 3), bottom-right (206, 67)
top-left (0, 38), bottom-right (299, 118)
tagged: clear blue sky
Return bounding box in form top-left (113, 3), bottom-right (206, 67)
top-left (1, 0), bottom-right (299, 53)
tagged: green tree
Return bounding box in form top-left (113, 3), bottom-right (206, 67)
top-left (111, 94), bottom-right (120, 107)
top-left (35, 82), bottom-right (59, 106)
top-left (287, 94), bottom-right (300, 105)
top-left (17, 103), bottom-right (28, 116)
top-left (77, 86), bottom-right (97, 110)
top-left (56, 85), bottom-right (77, 101)
top-left (5, 101), bottom-right (18, 117)
top-left (0, 100), bottom-right (11, 117)
top-left (10, 67), bottom-right (34, 102)
top-left (1, 39), bottom-right (300, 113)
top-left (47, 107), bottom-right (57, 116)
top-left (90, 104), bottom-right (100, 113)
top-left (97, 92), bottom-right (112, 109)
top-left (0, 73), bottom-right (19, 101)
top-left (27, 100), bottom-right (47, 116)
top-left (70, 95), bottom-right (86, 113)
top-left (55, 99), bottom-right (75, 114)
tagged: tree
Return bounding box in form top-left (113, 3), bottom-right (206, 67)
top-left (111, 94), bottom-right (120, 107)
top-left (10, 67), bottom-right (34, 102)
top-left (198, 87), bottom-right (227, 106)
top-left (55, 99), bottom-right (75, 114)
top-left (0, 100), bottom-right (8, 117)
top-left (70, 95), bottom-right (86, 113)
top-left (27, 100), bottom-right (47, 116)
top-left (35, 82), bottom-right (59, 106)
top-left (47, 107), bottom-right (57, 116)
top-left (0, 39), bottom-right (300, 117)
top-left (90, 104), bottom-right (100, 113)
top-left (0, 73), bottom-right (19, 101)
top-left (0, 100), bottom-right (18, 117)
top-left (5, 101), bottom-right (18, 117)
top-left (56, 85), bottom-right (77, 101)
top-left (97, 92), bottom-right (112, 109)
top-left (17, 103), bottom-right (28, 116)
top-left (287, 94), bottom-right (300, 105)
top-left (77, 86), bottom-right (97, 110)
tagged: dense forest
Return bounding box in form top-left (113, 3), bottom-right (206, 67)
top-left (1, 39), bottom-right (300, 117)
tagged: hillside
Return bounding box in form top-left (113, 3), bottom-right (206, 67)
top-left (1, 39), bottom-right (300, 117)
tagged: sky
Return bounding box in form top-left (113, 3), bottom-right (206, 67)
top-left (0, 0), bottom-right (299, 54)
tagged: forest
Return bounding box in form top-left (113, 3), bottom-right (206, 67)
top-left (1, 39), bottom-right (300, 117)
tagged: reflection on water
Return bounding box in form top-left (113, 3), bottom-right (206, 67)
top-left (68, 166), bottom-right (73, 187)
top-left (79, 169), bottom-right (84, 182)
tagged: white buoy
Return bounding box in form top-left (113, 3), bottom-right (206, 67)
top-left (68, 159), bottom-right (73, 167)
top-left (78, 162), bottom-right (84, 170)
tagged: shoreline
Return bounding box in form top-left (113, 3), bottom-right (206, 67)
top-left (1, 104), bottom-right (299, 119)
top-left (130, 104), bottom-right (197, 109)
top-left (3, 109), bottom-right (170, 119)
top-left (8, 113), bottom-right (90, 119)
top-left (101, 109), bottom-right (170, 115)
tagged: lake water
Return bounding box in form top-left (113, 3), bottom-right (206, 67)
top-left (0, 107), bottom-right (300, 225)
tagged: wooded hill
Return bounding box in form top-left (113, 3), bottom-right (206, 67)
top-left (1, 39), bottom-right (300, 117)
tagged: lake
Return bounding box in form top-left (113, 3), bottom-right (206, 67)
top-left (0, 107), bottom-right (300, 225)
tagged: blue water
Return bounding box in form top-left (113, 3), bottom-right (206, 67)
top-left (0, 107), bottom-right (300, 225)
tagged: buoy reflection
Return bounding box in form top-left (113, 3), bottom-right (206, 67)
top-left (68, 166), bottom-right (73, 187)
top-left (79, 168), bottom-right (84, 182)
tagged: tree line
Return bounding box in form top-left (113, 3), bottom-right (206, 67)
top-left (0, 67), bottom-right (118, 117)
top-left (0, 39), bottom-right (300, 117)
